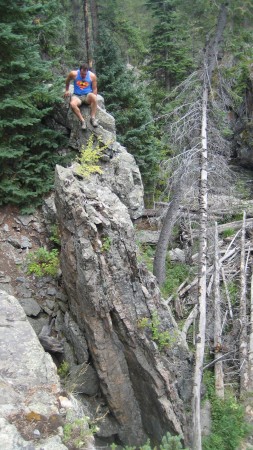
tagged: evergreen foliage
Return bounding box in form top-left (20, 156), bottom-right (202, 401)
top-left (0, 0), bottom-right (67, 211)
top-left (145, 0), bottom-right (195, 92)
top-left (202, 373), bottom-right (251, 450)
top-left (96, 29), bottom-right (163, 189)
top-left (97, 0), bottom-right (150, 64)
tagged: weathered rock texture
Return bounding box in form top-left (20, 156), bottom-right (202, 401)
top-left (0, 289), bottom-right (66, 449)
top-left (0, 289), bottom-right (95, 449)
top-left (55, 157), bottom-right (192, 446)
top-left (54, 93), bottom-right (144, 220)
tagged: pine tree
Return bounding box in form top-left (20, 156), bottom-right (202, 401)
top-left (0, 0), bottom-right (67, 211)
top-left (96, 29), bottom-right (162, 190)
top-left (145, 0), bottom-right (195, 91)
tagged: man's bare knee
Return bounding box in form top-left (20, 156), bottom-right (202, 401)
top-left (87, 93), bottom-right (97, 105)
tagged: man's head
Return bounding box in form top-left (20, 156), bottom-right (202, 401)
top-left (80, 63), bottom-right (89, 78)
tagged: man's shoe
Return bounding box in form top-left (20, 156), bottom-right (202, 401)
top-left (81, 120), bottom-right (86, 130)
top-left (90, 117), bottom-right (98, 127)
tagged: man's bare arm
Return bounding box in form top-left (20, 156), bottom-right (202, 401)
top-left (91, 73), bottom-right (98, 95)
top-left (64, 71), bottom-right (77, 97)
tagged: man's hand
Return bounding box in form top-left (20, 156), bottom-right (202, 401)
top-left (64, 90), bottom-right (70, 98)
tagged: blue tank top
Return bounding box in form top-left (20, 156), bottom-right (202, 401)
top-left (74, 70), bottom-right (93, 95)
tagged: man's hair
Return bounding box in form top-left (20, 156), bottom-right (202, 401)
top-left (80, 63), bottom-right (89, 71)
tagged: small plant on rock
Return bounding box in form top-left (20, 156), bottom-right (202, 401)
top-left (101, 236), bottom-right (112, 252)
top-left (57, 361), bottom-right (70, 379)
top-left (138, 311), bottom-right (177, 350)
top-left (49, 224), bottom-right (61, 247)
top-left (111, 431), bottom-right (188, 450)
top-left (26, 247), bottom-right (59, 277)
top-left (76, 134), bottom-right (111, 177)
top-left (63, 416), bottom-right (99, 449)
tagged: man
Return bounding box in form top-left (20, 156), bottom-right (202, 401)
top-left (64, 63), bottom-right (98, 130)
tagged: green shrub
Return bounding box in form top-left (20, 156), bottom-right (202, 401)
top-left (137, 244), bottom-right (155, 272)
top-left (76, 135), bottom-right (111, 177)
top-left (49, 224), bottom-right (61, 247)
top-left (202, 372), bottom-right (251, 450)
top-left (162, 261), bottom-right (191, 298)
top-left (138, 311), bottom-right (177, 350)
top-left (26, 248), bottom-right (59, 277)
top-left (63, 417), bottom-right (99, 449)
top-left (101, 236), bottom-right (112, 252)
top-left (203, 395), bottom-right (250, 450)
top-left (111, 432), bottom-right (188, 450)
top-left (57, 361), bottom-right (70, 379)
top-left (225, 281), bottom-right (239, 306)
top-left (221, 228), bottom-right (235, 238)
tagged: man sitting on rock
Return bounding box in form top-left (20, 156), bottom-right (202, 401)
top-left (64, 63), bottom-right (98, 130)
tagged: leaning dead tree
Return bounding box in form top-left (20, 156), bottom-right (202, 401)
top-left (153, 181), bottom-right (184, 285)
top-left (213, 222), bottom-right (224, 399)
top-left (83, 0), bottom-right (93, 67)
top-left (239, 211), bottom-right (249, 394)
top-left (249, 268), bottom-right (253, 390)
top-left (192, 3), bottom-right (228, 449)
top-left (192, 72), bottom-right (208, 450)
top-left (153, 4), bottom-right (230, 289)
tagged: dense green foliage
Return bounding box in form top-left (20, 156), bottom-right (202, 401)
top-left (2, 0), bottom-right (253, 210)
top-left (112, 431), bottom-right (188, 450)
top-left (138, 310), bottom-right (177, 350)
top-left (96, 30), bottom-right (163, 188)
top-left (0, 0), bottom-right (67, 211)
top-left (75, 134), bottom-right (110, 177)
top-left (202, 373), bottom-right (251, 450)
top-left (145, 0), bottom-right (195, 91)
top-left (97, 0), bottom-right (151, 64)
top-left (26, 247), bottom-right (60, 277)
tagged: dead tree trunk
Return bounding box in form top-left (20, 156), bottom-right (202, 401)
top-left (239, 211), bottom-right (249, 394)
top-left (192, 5), bottom-right (228, 447)
top-left (249, 269), bottom-right (253, 390)
top-left (83, 0), bottom-right (92, 67)
top-left (206, 2), bottom-right (228, 81)
top-left (153, 181), bottom-right (184, 286)
top-left (214, 222), bottom-right (224, 399)
top-left (192, 78), bottom-right (208, 450)
top-left (89, 0), bottom-right (98, 69)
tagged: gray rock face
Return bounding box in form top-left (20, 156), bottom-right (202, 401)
top-left (0, 289), bottom-right (95, 450)
top-left (0, 290), bottom-right (63, 447)
top-left (56, 91), bottom-right (144, 220)
top-left (66, 363), bottom-right (100, 396)
top-left (54, 163), bottom-right (192, 446)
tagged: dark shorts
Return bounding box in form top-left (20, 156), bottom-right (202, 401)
top-left (72, 94), bottom-right (90, 104)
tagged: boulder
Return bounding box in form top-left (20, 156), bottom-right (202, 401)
top-left (54, 163), bottom-right (192, 446)
top-left (0, 289), bottom-right (95, 450)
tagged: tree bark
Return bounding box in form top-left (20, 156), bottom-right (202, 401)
top-left (181, 305), bottom-right (198, 347)
top-left (83, 0), bottom-right (92, 67)
top-left (192, 79), bottom-right (208, 450)
top-left (153, 181), bottom-right (184, 286)
top-left (239, 211), bottom-right (249, 394)
top-left (192, 5), bottom-right (228, 446)
top-left (214, 222), bottom-right (224, 399)
top-left (89, 0), bottom-right (98, 69)
top-left (249, 270), bottom-right (253, 390)
top-left (206, 2), bottom-right (228, 80)
top-left (221, 266), bottom-right (233, 319)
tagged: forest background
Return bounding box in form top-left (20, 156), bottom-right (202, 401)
top-left (2, 0), bottom-right (252, 212)
top-left (1, 1), bottom-right (253, 449)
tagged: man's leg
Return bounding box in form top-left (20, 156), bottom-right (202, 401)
top-left (70, 96), bottom-right (85, 123)
top-left (86, 93), bottom-right (98, 125)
